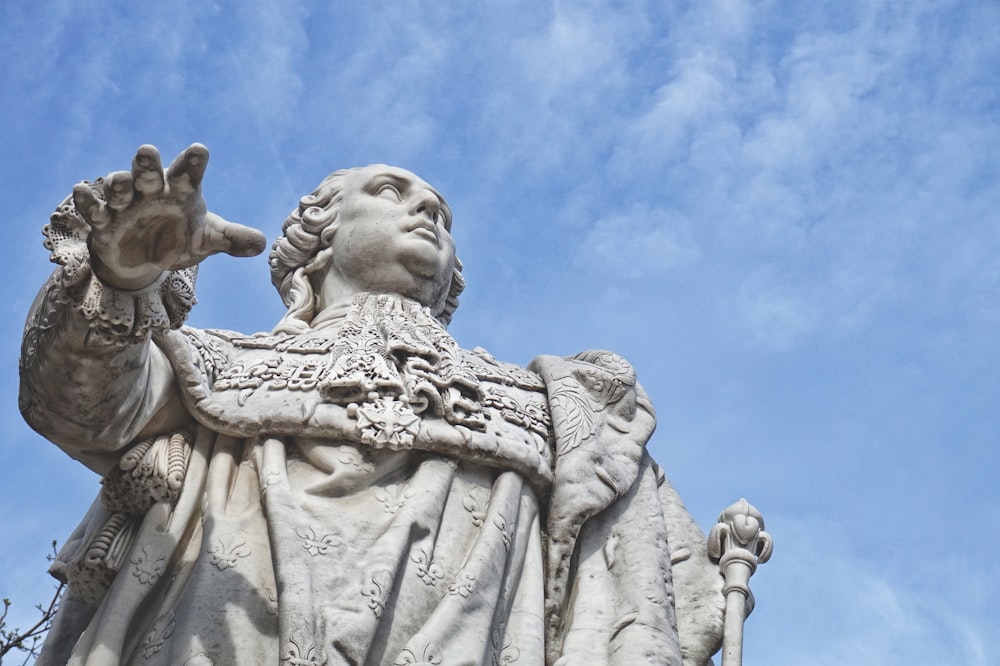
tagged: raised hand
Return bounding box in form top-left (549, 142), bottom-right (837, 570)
top-left (72, 144), bottom-right (267, 289)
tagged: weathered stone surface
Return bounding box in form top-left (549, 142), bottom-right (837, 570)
top-left (19, 145), bottom-right (745, 665)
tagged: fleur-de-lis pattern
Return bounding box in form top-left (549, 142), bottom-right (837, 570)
top-left (493, 514), bottom-right (513, 551)
top-left (297, 526), bottom-right (342, 557)
top-left (411, 548), bottom-right (445, 586)
top-left (376, 483), bottom-right (416, 514)
top-left (394, 635), bottom-right (443, 666)
top-left (337, 446), bottom-right (375, 473)
top-left (280, 629), bottom-right (328, 665)
top-left (462, 486), bottom-right (490, 526)
top-left (492, 630), bottom-right (520, 665)
top-left (361, 570), bottom-right (394, 618)
top-left (208, 535), bottom-right (251, 571)
top-left (448, 571), bottom-right (476, 598)
top-left (131, 547), bottom-right (166, 585)
top-left (142, 611), bottom-right (176, 659)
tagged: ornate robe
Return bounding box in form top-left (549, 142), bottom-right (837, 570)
top-left (22, 287), bottom-right (708, 666)
top-left (21, 237), bottom-right (719, 665)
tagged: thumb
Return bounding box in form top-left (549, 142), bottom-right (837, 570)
top-left (193, 212), bottom-right (268, 261)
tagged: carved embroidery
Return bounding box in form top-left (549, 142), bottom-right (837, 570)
top-left (394, 635), bottom-right (443, 666)
top-left (281, 629), bottom-right (328, 666)
top-left (181, 328), bottom-right (230, 382)
top-left (297, 527), bottom-right (342, 557)
top-left (213, 357), bottom-right (335, 404)
top-left (466, 347), bottom-right (545, 390)
top-left (213, 358), bottom-right (285, 405)
top-left (376, 483), bottom-right (416, 514)
top-left (482, 387), bottom-right (551, 443)
top-left (462, 486), bottom-right (490, 527)
top-left (224, 332), bottom-right (337, 355)
top-left (326, 350), bottom-right (399, 398)
top-left (131, 547), bottom-right (166, 585)
top-left (208, 535), bottom-right (251, 570)
top-left (142, 610), bottom-right (176, 659)
top-left (362, 570), bottom-right (394, 618)
top-left (411, 549), bottom-right (445, 586)
top-left (348, 394), bottom-right (420, 449)
top-left (448, 571), bottom-right (476, 598)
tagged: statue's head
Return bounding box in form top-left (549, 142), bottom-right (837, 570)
top-left (268, 165), bottom-right (464, 332)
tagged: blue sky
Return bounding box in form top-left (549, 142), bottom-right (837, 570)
top-left (1, 1), bottom-right (997, 663)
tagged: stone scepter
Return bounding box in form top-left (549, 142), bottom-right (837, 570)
top-left (707, 499), bottom-right (773, 666)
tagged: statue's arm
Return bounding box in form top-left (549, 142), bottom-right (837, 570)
top-left (18, 144), bottom-right (266, 475)
top-left (18, 276), bottom-right (189, 474)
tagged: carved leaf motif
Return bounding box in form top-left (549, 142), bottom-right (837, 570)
top-left (549, 387), bottom-right (599, 454)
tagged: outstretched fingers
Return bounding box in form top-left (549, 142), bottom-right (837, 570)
top-left (72, 183), bottom-right (111, 229)
top-left (180, 212), bottom-right (267, 268)
top-left (166, 143), bottom-right (209, 196)
top-left (132, 145), bottom-right (165, 197)
top-left (105, 171), bottom-right (134, 210)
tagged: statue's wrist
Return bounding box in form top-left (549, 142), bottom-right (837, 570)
top-left (89, 250), bottom-right (165, 292)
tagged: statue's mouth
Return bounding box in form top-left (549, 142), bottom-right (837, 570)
top-left (407, 221), bottom-right (438, 245)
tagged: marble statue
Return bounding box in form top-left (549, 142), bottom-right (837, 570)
top-left (19, 144), bottom-right (768, 666)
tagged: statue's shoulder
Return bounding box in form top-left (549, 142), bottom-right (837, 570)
top-left (460, 345), bottom-right (546, 391)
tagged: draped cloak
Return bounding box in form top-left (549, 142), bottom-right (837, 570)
top-left (21, 290), bottom-right (691, 666)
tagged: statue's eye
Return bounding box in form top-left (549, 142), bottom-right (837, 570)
top-left (377, 183), bottom-right (402, 201)
top-left (435, 210), bottom-right (452, 231)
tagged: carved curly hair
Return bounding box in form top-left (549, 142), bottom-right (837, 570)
top-left (267, 167), bottom-right (465, 334)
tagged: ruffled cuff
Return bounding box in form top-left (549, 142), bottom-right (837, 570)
top-left (42, 181), bottom-right (198, 341)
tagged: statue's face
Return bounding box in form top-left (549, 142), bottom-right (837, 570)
top-left (327, 165), bottom-right (456, 311)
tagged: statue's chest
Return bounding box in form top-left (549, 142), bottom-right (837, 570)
top-left (182, 329), bottom-right (553, 460)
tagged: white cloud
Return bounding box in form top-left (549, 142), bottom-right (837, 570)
top-left (747, 515), bottom-right (998, 666)
top-left (575, 204), bottom-right (700, 279)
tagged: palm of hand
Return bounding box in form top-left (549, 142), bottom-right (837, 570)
top-left (73, 144), bottom-right (266, 289)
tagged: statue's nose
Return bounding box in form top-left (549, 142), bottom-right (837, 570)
top-left (412, 190), bottom-right (441, 219)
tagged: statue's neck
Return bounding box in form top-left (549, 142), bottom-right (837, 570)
top-left (309, 296), bottom-right (355, 332)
